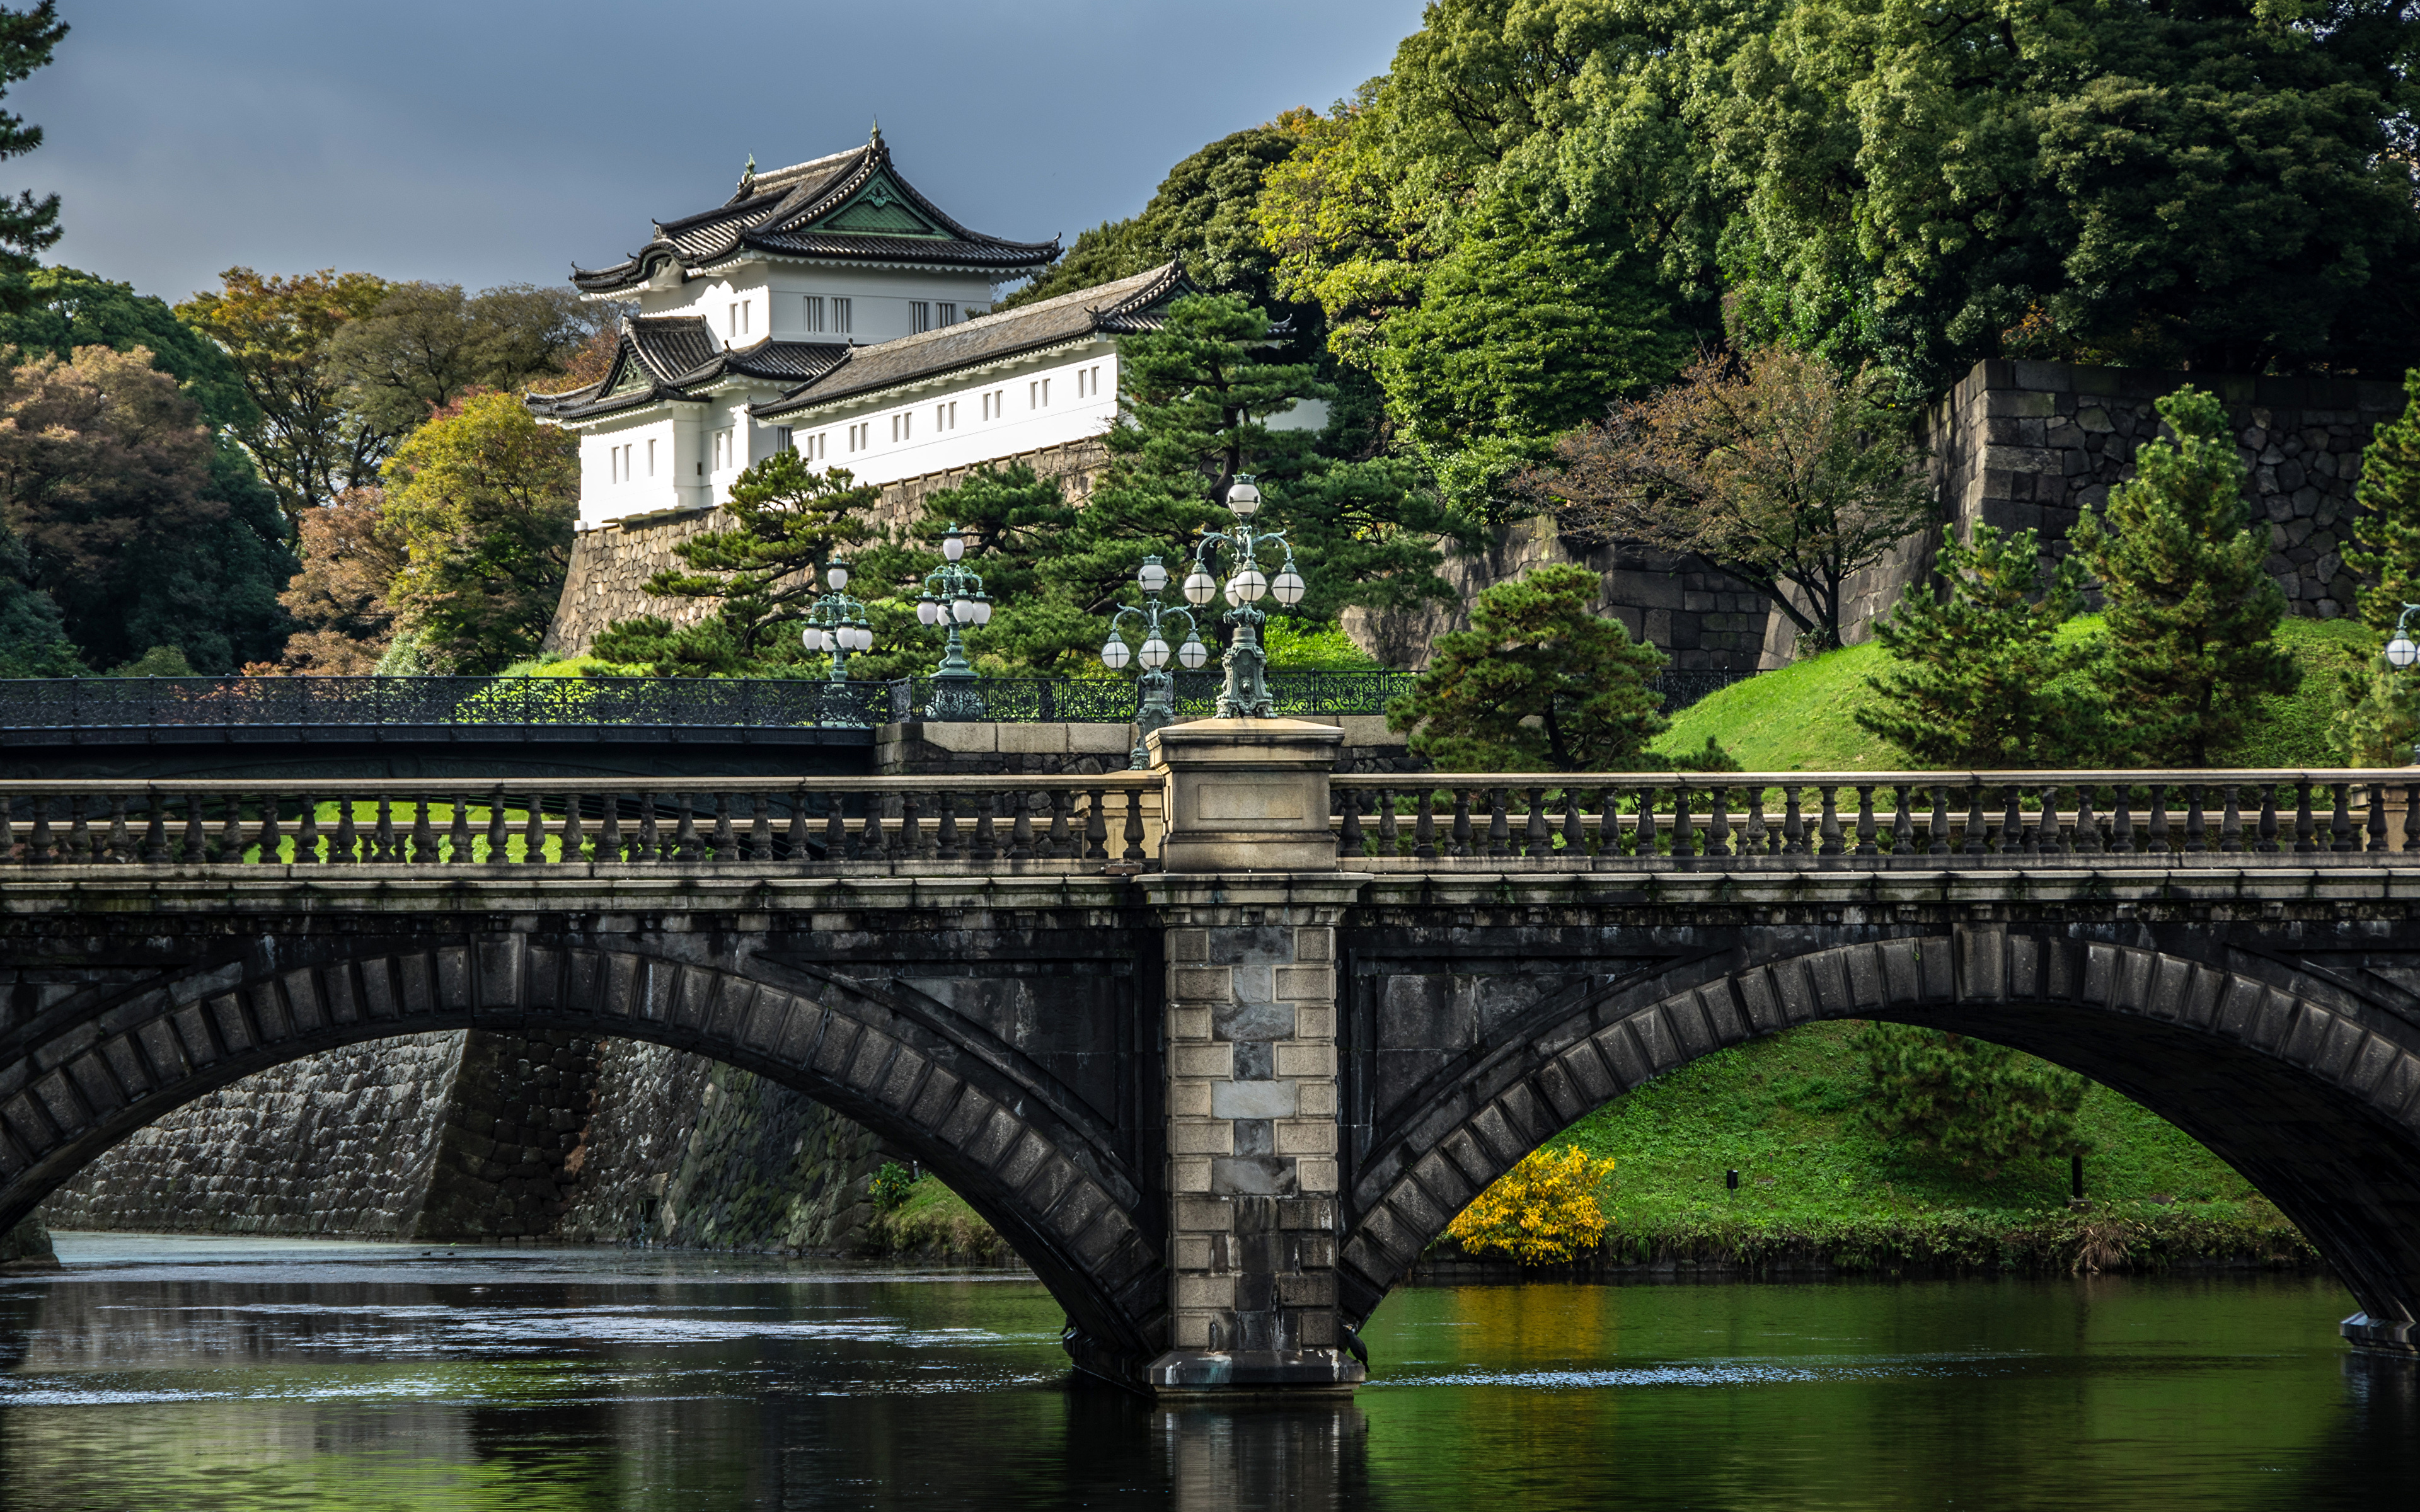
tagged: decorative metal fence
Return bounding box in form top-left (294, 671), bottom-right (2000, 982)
top-left (0, 672), bottom-right (1426, 732)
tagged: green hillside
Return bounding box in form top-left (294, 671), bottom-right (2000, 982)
top-left (1652, 614), bottom-right (2373, 771)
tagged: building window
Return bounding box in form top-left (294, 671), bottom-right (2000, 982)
top-left (803, 295), bottom-right (824, 333)
top-left (729, 301), bottom-right (751, 339)
top-left (647, 438), bottom-right (656, 476)
top-left (805, 432), bottom-right (827, 461)
top-left (1031, 378), bottom-right (1051, 409)
top-left (834, 298), bottom-right (853, 334)
top-left (609, 444), bottom-right (623, 484)
top-left (935, 401), bottom-right (957, 431)
top-left (937, 302), bottom-right (957, 326)
top-left (714, 428), bottom-right (734, 469)
top-left (891, 411), bottom-right (916, 444)
top-left (776, 426), bottom-right (793, 454)
top-left (909, 301), bottom-right (931, 334)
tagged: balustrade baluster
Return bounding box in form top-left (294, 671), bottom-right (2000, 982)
top-left (1855, 786), bottom-right (1877, 857)
top-left (1009, 791), bottom-right (1035, 861)
top-left (332, 796), bottom-right (359, 864)
top-left (1482, 789), bottom-right (1507, 857)
top-left (2293, 781), bottom-right (2315, 853)
top-left (1414, 789), bottom-right (1436, 861)
top-left (529, 796), bottom-right (553, 863)
top-left (1996, 786), bottom-right (2020, 855)
top-left (2146, 786), bottom-right (2170, 856)
top-left (411, 795), bottom-right (437, 863)
top-left (1561, 788), bottom-right (1585, 856)
top-left (2406, 782), bottom-right (2420, 854)
top-left (1079, 789), bottom-right (1106, 861)
top-left (1782, 786), bottom-right (1805, 856)
top-left (2184, 786), bottom-right (2207, 853)
top-left (674, 793), bottom-right (702, 862)
top-left (183, 793), bottom-right (212, 864)
top-left (1124, 790), bottom-right (1146, 864)
top-left (2018, 789), bottom-right (2043, 855)
top-left (599, 796), bottom-right (625, 864)
top-left (142, 793), bottom-right (170, 864)
top-left (1047, 789), bottom-right (1071, 859)
top-left (2371, 783), bottom-right (2393, 852)
top-left (448, 799), bottom-right (473, 864)
top-left (0, 799), bottom-right (16, 864)
top-left (2331, 783), bottom-right (2356, 852)
top-left (639, 793), bottom-right (662, 863)
top-left (562, 795), bottom-right (587, 863)
top-left (1707, 786), bottom-right (1731, 858)
top-left (2041, 786), bottom-right (2066, 854)
top-left (1449, 790), bottom-right (1473, 857)
top-left (746, 795), bottom-right (772, 862)
top-left (1744, 787), bottom-right (1768, 856)
top-left (1381, 790), bottom-right (1403, 856)
top-left (2111, 787), bottom-right (2134, 854)
top-left (1961, 785), bottom-right (1986, 856)
top-left (936, 794), bottom-right (962, 860)
top-left (815, 793), bottom-right (843, 862)
top-left (1892, 785), bottom-right (1915, 856)
top-left (64, 796), bottom-right (90, 864)
top-left (970, 794), bottom-right (997, 862)
top-left (2257, 786), bottom-right (2280, 853)
top-left (1673, 785), bottom-right (1698, 859)
top-left (2219, 787), bottom-right (2243, 853)
top-left (1820, 786), bottom-right (1845, 857)
top-left (101, 796), bottom-right (130, 864)
top-left (1636, 788), bottom-right (1659, 858)
top-left (1521, 788), bottom-right (1550, 859)
top-left (483, 790), bottom-right (508, 864)
top-left (778, 792), bottom-right (807, 862)
top-left (1339, 788), bottom-right (1364, 858)
top-left (253, 796), bottom-right (281, 865)
top-left (372, 794), bottom-right (398, 864)
top-left (2074, 785), bottom-right (2101, 854)
top-left (1928, 786), bottom-right (1950, 855)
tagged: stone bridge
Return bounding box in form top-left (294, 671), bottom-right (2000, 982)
top-left (4, 721), bottom-right (2420, 1394)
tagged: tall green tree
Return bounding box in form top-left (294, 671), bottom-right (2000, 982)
top-left (1374, 185), bottom-right (1691, 520)
top-left (328, 280), bottom-right (600, 438)
top-left (2067, 386), bottom-right (2296, 766)
top-left (0, 266), bottom-right (254, 430)
top-left (0, 3), bottom-right (64, 310)
top-left (1857, 525), bottom-right (2095, 767)
top-left (2330, 371), bottom-right (2420, 762)
top-left (176, 268), bottom-right (395, 526)
top-left (591, 452), bottom-right (877, 677)
top-left (1386, 563), bottom-right (1669, 771)
top-left (1858, 1024), bottom-right (2091, 1174)
top-left (0, 344), bottom-right (291, 671)
top-left (379, 391), bottom-right (576, 674)
top-left (845, 462), bottom-right (1083, 679)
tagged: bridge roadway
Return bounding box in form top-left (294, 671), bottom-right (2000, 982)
top-left (4, 720), bottom-right (2420, 1393)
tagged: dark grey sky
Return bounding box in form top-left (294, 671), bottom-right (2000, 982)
top-left (14, 0), bottom-right (1423, 304)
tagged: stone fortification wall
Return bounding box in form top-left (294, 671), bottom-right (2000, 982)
top-left (546, 437), bottom-right (1110, 656)
top-left (43, 1033), bottom-right (468, 1235)
top-left (42, 1029), bottom-right (880, 1256)
top-left (1351, 358), bottom-right (2411, 673)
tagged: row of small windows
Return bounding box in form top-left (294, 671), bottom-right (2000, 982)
top-left (800, 296), bottom-right (851, 335)
top-left (608, 439), bottom-right (657, 483)
top-left (718, 295), bottom-right (995, 341)
top-left (766, 367), bottom-right (1104, 461)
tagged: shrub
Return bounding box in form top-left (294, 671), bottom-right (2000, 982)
top-left (1445, 1145), bottom-right (1618, 1264)
top-left (1858, 1022), bottom-right (2090, 1173)
top-left (868, 1160), bottom-right (916, 1213)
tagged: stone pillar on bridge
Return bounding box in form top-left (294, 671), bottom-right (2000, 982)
top-left (1141, 718), bottom-right (1367, 1395)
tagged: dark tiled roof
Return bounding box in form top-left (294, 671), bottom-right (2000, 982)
top-left (752, 262), bottom-right (1191, 418)
top-left (524, 318), bottom-right (852, 422)
top-left (572, 134), bottom-right (1057, 294)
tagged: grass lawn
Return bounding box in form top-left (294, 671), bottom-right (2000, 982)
top-left (1652, 614), bottom-right (2375, 770)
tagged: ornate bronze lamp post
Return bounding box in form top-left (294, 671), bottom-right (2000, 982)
top-left (1180, 476), bottom-right (1305, 719)
top-left (916, 524), bottom-right (993, 719)
top-left (798, 556), bottom-right (872, 684)
top-left (1101, 554), bottom-right (1208, 769)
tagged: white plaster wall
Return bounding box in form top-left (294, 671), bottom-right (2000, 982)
top-left (764, 345), bottom-right (1119, 488)
top-left (638, 263), bottom-right (996, 344)
top-left (577, 415), bottom-right (683, 530)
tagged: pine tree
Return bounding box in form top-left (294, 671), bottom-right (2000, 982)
top-left (845, 462), bottom-right (1083, 679)
top-left (2333, 372), bottom-right (2420, 762)
top-left (591, 453), bottom-right (877, 676)
top-left (1858, 1023), bottom-right (2091, 1174)
top-left (2066, 386), bottom-right (2295, 765)
top-left (1857, 525), bottom-right (2097, 766)
top-left (1386, 563), bottom-right (1671, 771)
top-left (0, 3), bottom-right (64, 310)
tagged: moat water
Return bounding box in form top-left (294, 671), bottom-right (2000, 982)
top-left (1, 1234), bottom-right (2414, 1510)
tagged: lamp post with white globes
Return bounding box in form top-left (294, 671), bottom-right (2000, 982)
top-left (918, 523), bottom-right (994, 718)
top-left (1100, 554), bottom-right (1208, 768)
top-left (798, 556), bottom-right (873, 686)
top-left (2387, 604), bottom-right (2420, 763)
top-left (1181, 474), bottom-right (1304, 719)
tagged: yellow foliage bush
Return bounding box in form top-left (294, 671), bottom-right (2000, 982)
top-left (1445, 1145), bottom-right (1618, 1264)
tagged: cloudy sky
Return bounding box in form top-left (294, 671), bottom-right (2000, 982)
top-left (14, 0), bottom-right (1422, 304)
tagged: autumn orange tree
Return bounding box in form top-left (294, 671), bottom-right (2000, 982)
top-left (1524, 347), bottom-right (1934, 653)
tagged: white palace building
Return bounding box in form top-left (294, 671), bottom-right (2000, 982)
top-left (529, 127), bottom-right (1197, 531)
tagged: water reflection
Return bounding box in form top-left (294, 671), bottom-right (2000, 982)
top-left (0, 1235), bottom-right (2414, 1510)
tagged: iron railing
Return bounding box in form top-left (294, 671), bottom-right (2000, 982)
top-left (0, 672), bottom-right (1426, 732)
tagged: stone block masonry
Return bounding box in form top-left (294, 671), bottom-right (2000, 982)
top-left (545, 437), bottom-right (1109, 656)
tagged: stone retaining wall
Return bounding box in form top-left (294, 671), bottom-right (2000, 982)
top-left (546, 437), bottom-right (1109, 656)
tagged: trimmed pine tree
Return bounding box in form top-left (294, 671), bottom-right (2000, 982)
top-left (2066, 386), bottom-right (2295, 765)
top-left (2333, 370), bottom-right (2420, 762)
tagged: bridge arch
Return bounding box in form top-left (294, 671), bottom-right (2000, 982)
top-left (1339, 931), bottom-right (2420, 1352)
top-left (0, 935), bottom-right (1165, 1361)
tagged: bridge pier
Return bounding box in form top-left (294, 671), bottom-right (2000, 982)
top-left (1137, 719), bottom-right (1366, 1395)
